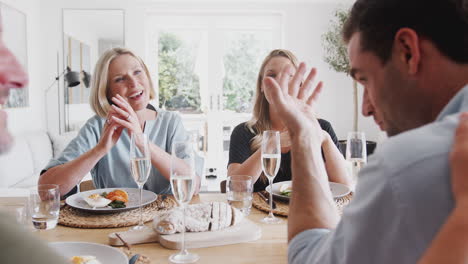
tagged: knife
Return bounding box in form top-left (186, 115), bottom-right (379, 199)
top-left (129, 254), bottom-right (140, 264)
top-left (258, 191), bottom-right (277, 209)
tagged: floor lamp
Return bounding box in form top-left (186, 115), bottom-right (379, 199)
top-left (45, 52), bottom-right (81, 134)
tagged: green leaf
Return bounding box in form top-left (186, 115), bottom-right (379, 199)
top-left (321, 7), bottom-right (351, 74)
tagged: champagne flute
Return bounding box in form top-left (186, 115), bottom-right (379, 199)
top-left (261, 130), bottom-right (282, 224)
top-left (130, 133), bottom-right (151, 231)
top-left (346, 131), bottom-right (367, 190)
top-left (169, 140), bottom-right (199, 263)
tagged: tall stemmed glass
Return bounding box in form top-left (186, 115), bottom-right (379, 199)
top-left (169, 140), bottom-right (199, 263)
top-left (261, 130), bottom-right (282, 224)
top-left (130, 133), bottom-right (151, 231)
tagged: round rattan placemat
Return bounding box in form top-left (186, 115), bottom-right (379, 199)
top-left (58, 195), bottom-right (178, 229)
top-left (252, 191), bottom-right (353, 217)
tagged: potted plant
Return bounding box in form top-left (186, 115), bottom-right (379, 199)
top-left (322, 7), bottom-right (377, 156)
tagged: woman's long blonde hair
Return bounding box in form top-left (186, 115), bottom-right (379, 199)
top-left (246, 49), bottom-right (299, 152)
top-left (89, 47), bottom-right (156, 118)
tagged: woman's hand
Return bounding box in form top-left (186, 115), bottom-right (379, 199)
top-left (96, 109), bottom-right (125, 152)
top-left (110, 94), bottom-right (143, 137)
top-left (450, 112), bottom-right (468, 205)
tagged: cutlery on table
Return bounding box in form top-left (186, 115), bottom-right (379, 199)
top-left (116, 233), bottom-right (140, 264)
top-left (258, 191), bottom-right (277, 209)
top-left (128, 254), bottom-right (140, 264)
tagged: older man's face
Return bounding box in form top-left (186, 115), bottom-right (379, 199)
top-left (0, 22), bottom-right (29, 153)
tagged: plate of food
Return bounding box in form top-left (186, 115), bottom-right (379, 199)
top-left (65, 188), bottom-right (157, 213)
top-left (265, 181), bottom-right (351, 201)
top-left (49, 242), bottom-right (127, 264)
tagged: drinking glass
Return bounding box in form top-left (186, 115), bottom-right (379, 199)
top-left (226, 175), bottom-right (253, 216)
top-left (346, 131), bottom-right (367, 190)
top-left (29, 184), bottom-right (60, 230)
top-left (169, 140), bottom-right (199, 263)
top-left (261, 130), bottom-right (282, 224)
top-left (130, 133), bottom-right (151, 231)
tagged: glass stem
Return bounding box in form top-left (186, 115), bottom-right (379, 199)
top-left (181, 203), bottom-right (186, 254)
top-left (139, 186), bottom-right (143, 226)
top-left (269, 178), bottom-right (274, 218)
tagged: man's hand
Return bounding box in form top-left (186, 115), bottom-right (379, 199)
top-left (264, 62), bottom-right (340, 241)
top-left (263, 62), bottom-right (324, 145)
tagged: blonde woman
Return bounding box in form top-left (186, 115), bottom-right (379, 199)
top-left (39, 48), bottom-right (202, 197)
top-left (228, 49), bottom-right (351, 192)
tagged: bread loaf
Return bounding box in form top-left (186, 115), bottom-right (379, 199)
top-left (153, 202), bottom-right (244, 234)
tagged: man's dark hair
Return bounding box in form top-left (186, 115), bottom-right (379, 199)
top-left (343, 0), bottom-right (468, 65)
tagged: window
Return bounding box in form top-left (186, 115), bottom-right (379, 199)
top-left (146, 12), bottom-right (283, 191)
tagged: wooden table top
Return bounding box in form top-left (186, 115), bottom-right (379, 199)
top-left (0, 193), bottom-right (288, 264)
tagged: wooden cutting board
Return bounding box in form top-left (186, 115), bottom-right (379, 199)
top-left (108, 218), bottom-right (261, 249)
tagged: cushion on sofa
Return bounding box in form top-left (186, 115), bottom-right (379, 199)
top-left (48, 131), bottom-right (78, 158)
top-left (25, 131), bottom-right (53, 174)
top-left (0, 134), bottom-right (35, 188)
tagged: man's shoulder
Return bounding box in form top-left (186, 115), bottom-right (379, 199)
top-left (373, 114), bottom-right (458, 175)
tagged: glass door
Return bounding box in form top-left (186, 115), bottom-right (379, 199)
top-left (147, 12), bottom-right (282, 191)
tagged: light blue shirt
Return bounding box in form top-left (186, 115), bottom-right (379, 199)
top-left (289, 84), bottom-right (468, 264)
top-left (43, 108), bottom-right (203, 195)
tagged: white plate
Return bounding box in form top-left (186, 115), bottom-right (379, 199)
top-left (65, 188), bottom-right (157, 213)
top-left (265, 181), bottom-right (351, 201)
top-left (49, 242), bottom-right (127, 264)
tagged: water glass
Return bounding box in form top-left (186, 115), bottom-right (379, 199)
top-left (346, 131), bottom-right (367, 189)
top-left (226, 175), bottom-right (253, 216)
top-left (29, 184), bottom-right (60, 230)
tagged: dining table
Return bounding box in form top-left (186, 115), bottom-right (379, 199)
top-left (0, 193), bottom-right (288, 264)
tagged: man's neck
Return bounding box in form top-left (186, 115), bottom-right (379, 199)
top-left (426, 61), bottom-right (468, 122)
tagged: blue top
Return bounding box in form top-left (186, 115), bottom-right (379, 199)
top-left (288, 84), bottom-right (468, 264)
top-left (43, 108), bottom-right (203, 195)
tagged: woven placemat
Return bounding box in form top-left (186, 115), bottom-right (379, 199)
top-left (252, 191), bottom-right (354, 217)
top-left (58, 195), bottom-right (178, 229)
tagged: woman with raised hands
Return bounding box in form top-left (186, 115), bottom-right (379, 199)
top-left (39, 47), bottom-right (202, 197)
top-left (227, 49), bottom-right (351, 192)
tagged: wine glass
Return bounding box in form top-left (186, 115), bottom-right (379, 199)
top-left (169, 140), bottom-right (199, 264)
top-left (261, 130), bottom-right (282, 224)
top-left (346, 131), bottom-right (367, 190)
top-left (130, 133), bottom-right (151, 231)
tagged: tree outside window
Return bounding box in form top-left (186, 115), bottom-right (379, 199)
top-left (222, 32), bottom-right (271, 113)
top-left (158, 31), bottom-right (201, 113)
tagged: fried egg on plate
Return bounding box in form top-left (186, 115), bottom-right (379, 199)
top-left (71, 256), bottom-right (102, 264)
top-left (83, 193), bottom-right (112, 208)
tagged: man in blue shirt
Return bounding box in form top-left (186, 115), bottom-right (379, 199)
top-left (262, 0), bottom-right (468, 263)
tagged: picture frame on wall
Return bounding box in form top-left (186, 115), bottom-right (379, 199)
top-left (1, 2), bottom-right (29, 108)
top-left (64, 34), bottom-right (91, 104)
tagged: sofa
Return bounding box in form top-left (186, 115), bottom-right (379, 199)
top-left (0, 130), bottom-right (89, 197)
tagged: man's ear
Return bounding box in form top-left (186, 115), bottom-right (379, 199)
top-left (394, 28), bottom-right (421, 75)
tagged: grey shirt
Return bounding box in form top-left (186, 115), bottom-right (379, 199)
top-left (288, 84), bottom-right (468, 264)
top-left (44, 108), bottom-right (202, 194)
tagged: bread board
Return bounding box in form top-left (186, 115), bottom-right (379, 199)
top-left (108, 218), bottom-right (261, 249)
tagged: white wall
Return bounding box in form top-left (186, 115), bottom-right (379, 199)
top-left (13, 0), bottom-right (382, 142)
top-left (2, 0), bottom-right (46, 134)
